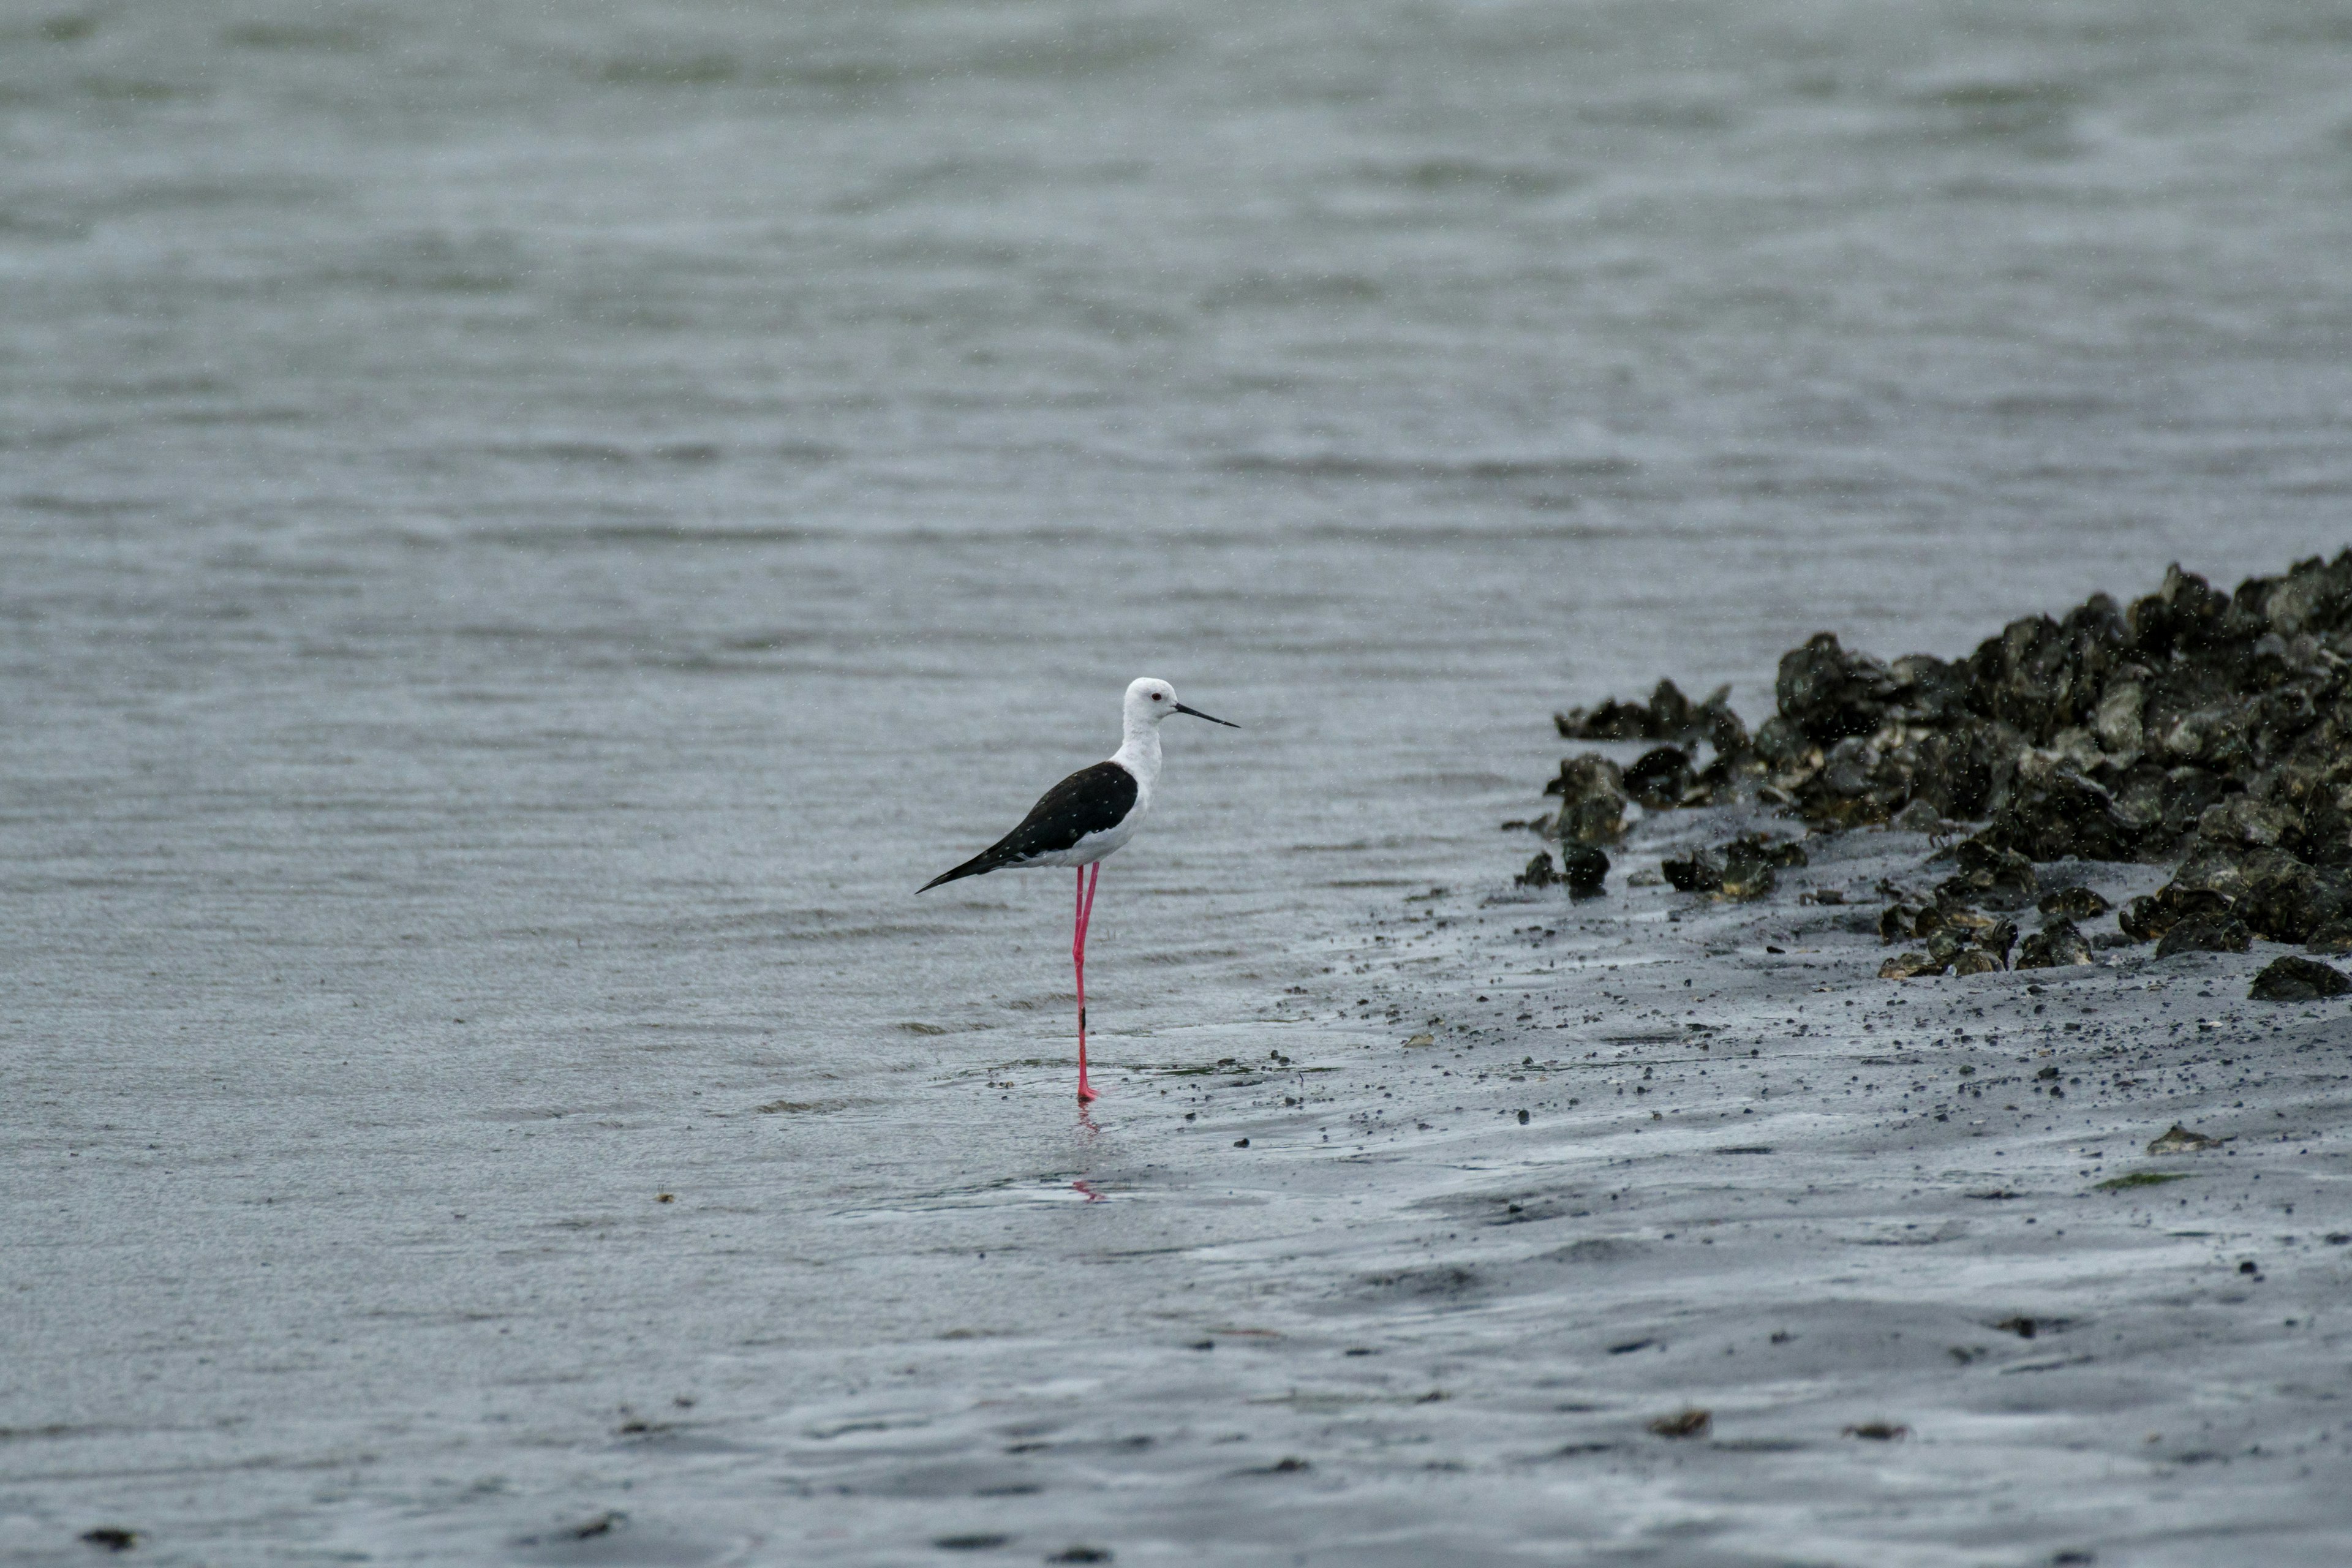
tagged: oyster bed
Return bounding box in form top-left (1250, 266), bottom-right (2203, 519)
top-left (1526, 556), bottom-right (2352, 998)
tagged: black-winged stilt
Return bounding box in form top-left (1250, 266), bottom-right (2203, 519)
top-left (919, 677), bottom-right (1237, 1103)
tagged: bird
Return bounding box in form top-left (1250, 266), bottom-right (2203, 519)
top-left (919, 677), bottom-right (1237, 1103)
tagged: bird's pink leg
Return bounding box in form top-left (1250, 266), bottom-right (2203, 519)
top-left (1074, 862), bottom-right (1102, 1103)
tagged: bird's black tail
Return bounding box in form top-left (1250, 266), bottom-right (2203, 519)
top-left (918, 850), bottom-right (1003, 893)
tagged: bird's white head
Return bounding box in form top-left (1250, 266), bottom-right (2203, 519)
top-left (1123, 677), bottom-right (1238, 731)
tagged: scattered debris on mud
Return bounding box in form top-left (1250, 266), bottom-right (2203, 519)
top-left (1842, 1422), bottom-right (1910, 1441)
top-left (2146, 1124), bottom-right (2226, 1155)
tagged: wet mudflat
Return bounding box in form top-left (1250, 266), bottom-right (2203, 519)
top-left (10, 1), bottom-right (2352, 1562)
top-left (647, 816), bottom-right (2352, 1568)
top-left (15, 807), bottom-right (2352, 1566)
top-left (867, 824), bottom-right (2352, 1568)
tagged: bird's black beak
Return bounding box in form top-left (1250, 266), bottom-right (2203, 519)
top-left (1174, 703), bottom-right (1238, 728)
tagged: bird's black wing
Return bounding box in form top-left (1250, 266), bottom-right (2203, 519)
top-left (919, 761), bottom-right (1139, 891)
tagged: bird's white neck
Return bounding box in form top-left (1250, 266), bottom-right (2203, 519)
top-left (1111, 710), bottom-right (1163, 790)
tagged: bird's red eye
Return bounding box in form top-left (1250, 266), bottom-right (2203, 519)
top-left (1152, 692), bottom-right (1164, 700)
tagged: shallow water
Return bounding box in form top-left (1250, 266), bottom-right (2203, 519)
top-left (4, 1), bottom-right (2352, 1560)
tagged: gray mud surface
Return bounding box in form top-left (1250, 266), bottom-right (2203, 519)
top-left (741, 813), bottom-right (2352, 1568)
top-left (15, 807), bottom-right (2352, 1566)
top-left (10, 2), bottom-right (2352, 1562)
top-left (1284, 813), bottom-right (2352, 1566)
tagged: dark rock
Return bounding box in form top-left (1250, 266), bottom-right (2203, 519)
top-left (2197, 795), bottom-right (2301, 849)
top-left (1752, 714), bottom-right (1815, 770)
top-left (2244, 630), bottom-right (2316, 692)
top-left (1890, 797), bottom-right (1943, 834)
top-left (2238, 865), bottom-right (2351, 944)
top-left (1521, 554), bottom-right (2352, 942)
top-left (1951, 948), bottom-right (2003, 976)
top-left (1931, 898), bottom-right (1991, 930)
top-left (1645, 679), bottom-right (1694, 739)
top-left (1793, 761), bottom-right (1896, 827)
top-left (2154, 914), bottom-right (2253, 959)
top-left (1561, 843), bottom-right (1610, 897)
top-left (1545, 754), bottom-right (1628, 845)
top-left (2142, 657), bottom-right (2237, 743)
top-left (2014, 917), bottom-right (2093, 970)
top-left (1937, 839), bottom-right (2037, 911)
top-left (2092, 678), bottom-right (2147, 753)
top-left (2118, 883), bottom-right (2234, 942)
top-left (2248, 679), bottom-right (2331, 763)
top-left (1870, 745), bottom-right (1934, 815)
top-left (1820, 737), bottom-right (1881, 798)
top-left (1926, 928), bottom-right (1970, 968)
top-left (2258, 553), bottom-right (2352, 637)
top-left (1878, 903), bottom-right (1921, 944)
top-left (1624, 746), bottom-right (1694, 809)
top-left (2158, 766), bottom-right (2233, 845)
top-left (2037, 886), bottom-right (2111, 920)
top-left (2127, 563), bottom-right (2234, 662)
top-left (1963, 600), bottom-right (2127, 744)
top-left (1515, 853), bottom-right (1560, 889)
top-left (1688, 747), bottom-right (1749, 803)
top-left (2171, 842), bottom-right (2307, 902)
top-left (2248, 956), bottom-right (2351, 1001)
top-left (2152, 703), bottom-right (2253, 773)
top-left (1879, 951), bottom-right (1944, 980)
top-left (1776, 633), bottom-right (1897, 744)
top-left (2306, 920), bottom-right (2352, 955)
top-left (1888, 653), bottom-right (1973, 726)
top-left (2280, 768), bottom-right (2352, 869)
top-left (1661, 850), bottom-right (1723, 893)
top-left (2116, 894), bottom-right (2163, 941)
top-left (1738, 834), bottom-right (1808, 868)
top-left (1702, 693), bottom-right (1751, 759)
top-left (1983, 771), bottom-right (2143, 863)
top-left (1553, 697), bottom-right (1655, 742)
top-left (1905, 720), bottom-right (2010, 820)
top-left (1717, 839), bottom-right (1779, 900)
top-left (2108, 758), bottom-right (2166, 834)
top-left (2293, 802), bottom-right (2352, 872)
top-left (2277, 804), bottom-right (2352, 879)
top-left (1555, 679), bottom-right (1738, 748)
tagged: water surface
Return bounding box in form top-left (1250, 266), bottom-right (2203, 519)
top-left (4, 1), bottom-right (2351, 1558)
